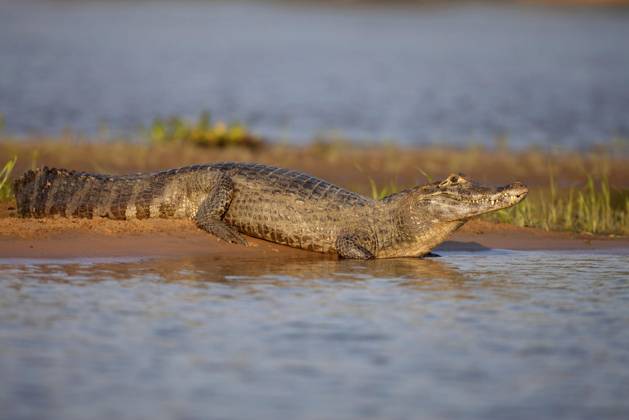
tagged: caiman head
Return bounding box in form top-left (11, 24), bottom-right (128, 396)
top-left (376, 173), bottom-right (528, 258)
top-left (412, 173), bottom-right (528, 222)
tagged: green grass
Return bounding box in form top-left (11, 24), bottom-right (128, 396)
top-left (486, 174), bottom-right (629, 235)
top-left (369, 178), bottom-right (399, 200)
top-left (147, 111), bottom-right (264, 149)
top-left (0, 156), bottom-right (17, 202)
top-left (369, 174), bottom-right (629, 236)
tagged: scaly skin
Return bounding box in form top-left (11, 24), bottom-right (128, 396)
top-left (13, 162), bottom-right (528, 259)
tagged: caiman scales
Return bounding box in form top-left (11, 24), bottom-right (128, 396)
top-left (14, 163), bottom-right (528, 259)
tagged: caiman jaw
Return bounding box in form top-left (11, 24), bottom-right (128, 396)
top-left (425, 179), bottom-right (529, 222)
top-left (470, 181), bottom-right (529, 216)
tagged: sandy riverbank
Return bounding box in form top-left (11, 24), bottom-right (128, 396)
top-left (1, 210), bottom-right (626, 259)
top-left (1, 139), bottom-right (627, 259)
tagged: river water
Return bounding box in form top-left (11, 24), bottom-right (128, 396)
top-left (1, 1), bottom-right (629, 148)
top-left (1, 249), bottom-right (628, 420)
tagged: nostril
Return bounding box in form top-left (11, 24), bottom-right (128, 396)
top-left (513, 190), bottom-right (528, 199)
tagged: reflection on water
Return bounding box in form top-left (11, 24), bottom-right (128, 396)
top-left (1, 1), bottom-right (628, 147)
top-left (1, 250), bottom-right (629, 420)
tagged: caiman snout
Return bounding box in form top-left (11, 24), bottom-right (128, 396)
top-left (502, 182), bottom-right (528, 204)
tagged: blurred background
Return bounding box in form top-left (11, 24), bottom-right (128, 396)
top-left (1, 0), bottom-right (628, 149)
top-left (2, 4), bottom-right (629, 420)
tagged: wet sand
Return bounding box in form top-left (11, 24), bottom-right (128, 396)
top-left (1, 205), bottom-right (626, 259)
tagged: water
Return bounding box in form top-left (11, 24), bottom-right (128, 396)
top-left (1, 1), bottom-right (629, 148)
top-left (1, 249), bottom-right (628, 420)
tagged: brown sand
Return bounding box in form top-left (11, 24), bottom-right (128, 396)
top-left (1, 200), bottom-right (626, 259)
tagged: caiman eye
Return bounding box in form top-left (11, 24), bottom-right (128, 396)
top-left (440, 173), bottom-right (461, 188)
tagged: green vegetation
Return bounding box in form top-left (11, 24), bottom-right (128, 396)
top-left (369, 173), bottom-right (629, 235)
top-left (369, 178), bottom-right (399, 200)
top-left (486, 174), bottom-right (629, 235)
top-left (0, 156), bottom-right (17, 202)
top-left (147, 111), bottom-right (264, 149)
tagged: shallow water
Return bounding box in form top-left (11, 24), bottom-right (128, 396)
top-left (1, 1), bottom-right (629, 147)
top-left (1, 249), bottom-right (628, 420)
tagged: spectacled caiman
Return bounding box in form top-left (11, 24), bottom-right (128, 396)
top-left (13, 162), bottom-right (528, 259)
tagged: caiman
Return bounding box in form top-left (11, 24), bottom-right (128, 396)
top-left (13, 163), bottom-right (528, 259)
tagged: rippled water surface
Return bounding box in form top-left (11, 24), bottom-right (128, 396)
top-left (1, 1), bottom-right (629, 147)
top-left (1, 249), bottom-right (629, 420)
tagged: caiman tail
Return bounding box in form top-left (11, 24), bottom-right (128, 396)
top-left (13, 167), bottom-right (166, 220)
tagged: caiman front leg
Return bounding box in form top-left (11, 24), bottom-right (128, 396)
top-left (194, 173), bottom-right (247, 245)
top-left (336, 231), bottom-right (376, 260)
